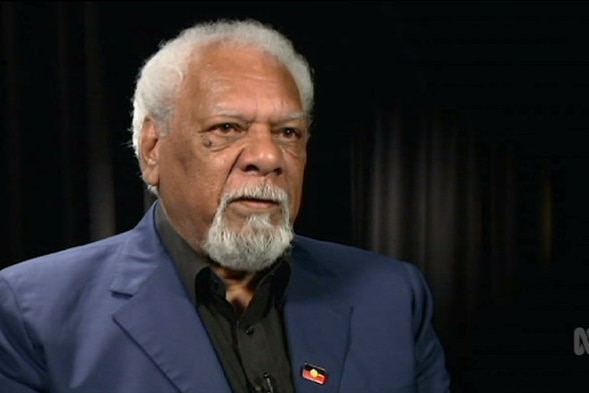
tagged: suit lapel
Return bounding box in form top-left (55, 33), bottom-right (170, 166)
top-left (110, 207), bottom-right (352, 393)
top-left (286, 243), bottom-right (352, 393)
top-left (110, 206), bottom-right (231, 393)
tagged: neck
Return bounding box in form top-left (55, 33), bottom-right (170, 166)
top-left (211, 264), bottom-right (261, 312)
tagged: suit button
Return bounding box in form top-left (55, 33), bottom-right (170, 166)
top-left (244, 325), bottom-right (255, 335)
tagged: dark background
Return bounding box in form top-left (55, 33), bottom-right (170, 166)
top-left (2, 1), bottom-right (588, 392)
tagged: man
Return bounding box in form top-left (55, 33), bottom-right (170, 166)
top-left (0, 19), bottom-right (450, 393)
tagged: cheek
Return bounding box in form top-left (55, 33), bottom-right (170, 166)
top-left (185, 152), bottom-right (241, 217)
top-left (166, 134), bottom-right (212, 178)
top-left (161, 151), bottom-right (231, 232)
top-left (160, 137), bottom-right (222, 200)
top-left (292, 150), bottom-right (307, 185)
top-left (287, 155), bottom-right (307, 206)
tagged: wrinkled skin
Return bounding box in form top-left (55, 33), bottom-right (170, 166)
top-left (140, 41), bottom-right (310, 256)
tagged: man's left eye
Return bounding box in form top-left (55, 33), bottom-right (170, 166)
top-left (217, 123), bottom-right (237, 132)
top-left (281, 128), bottom-right (299, 138)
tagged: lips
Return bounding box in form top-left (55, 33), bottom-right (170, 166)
top-left (231, 197), bottom-right (279, 209)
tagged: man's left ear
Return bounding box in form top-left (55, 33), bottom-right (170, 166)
top-left (139, 117), bottom-right (161, 188)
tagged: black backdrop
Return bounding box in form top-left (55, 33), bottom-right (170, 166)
top-left (2, 2), bottom-right (588, 392)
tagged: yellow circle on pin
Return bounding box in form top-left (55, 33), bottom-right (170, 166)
top-left (310, 369), bottom-right (318, 378)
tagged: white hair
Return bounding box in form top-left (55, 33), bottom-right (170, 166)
top-left (203, 182), bottom-right (293, 272)
top-left (130, 19), bottom-right (314, 193)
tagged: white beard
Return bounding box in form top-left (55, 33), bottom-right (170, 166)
top-left (202, 183), bottom-right (293, 272)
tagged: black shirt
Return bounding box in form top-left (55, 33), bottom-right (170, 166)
top-left (155, 203), bottom-right (294, 393)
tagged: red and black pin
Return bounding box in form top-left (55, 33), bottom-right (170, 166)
top-left (301, 362), bottom-right (328, 385)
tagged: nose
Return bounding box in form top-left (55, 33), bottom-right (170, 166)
top-left (237, 128), bottom-right (284, 177)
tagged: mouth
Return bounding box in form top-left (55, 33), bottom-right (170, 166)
top-left (229, 197), bottom-right (280, 210)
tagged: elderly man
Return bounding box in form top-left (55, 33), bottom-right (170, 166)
top-left (0, 19), bottom-right (450, 393)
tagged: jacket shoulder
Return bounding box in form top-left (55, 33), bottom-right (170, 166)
top-left (0, 232), bottom-right (129, 290)
top-left (293, 235), bottom-right (417, 273)
top-left (292, 235), bottom-right (429, 296)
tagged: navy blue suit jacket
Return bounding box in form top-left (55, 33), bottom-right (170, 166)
top-left (0, 203), bottom-right (450, 392)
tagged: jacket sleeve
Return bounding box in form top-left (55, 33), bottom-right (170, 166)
top-left (0, 275), bottom-right (47, 393)
top-left (403, 263), bottom-right (451, 393)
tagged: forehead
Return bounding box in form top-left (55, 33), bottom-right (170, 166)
top-left (179, 41), bottom-right (302, 105)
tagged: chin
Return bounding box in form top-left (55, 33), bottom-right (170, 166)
top-left (203, 213), bottom-right (293, 272)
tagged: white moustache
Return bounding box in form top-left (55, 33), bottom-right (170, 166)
top-left (224, 183), bottom-right (289, 204)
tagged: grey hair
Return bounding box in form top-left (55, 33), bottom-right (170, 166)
top-left (130, 19), bottom-right (314, 188)
top-left (203, 182), bottom-right (293, 271)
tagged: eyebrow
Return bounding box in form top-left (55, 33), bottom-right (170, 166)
top-left (275, 111), bottom-right (308, 124)
top-left (211, 108), bottom-right (247, 119)
top-left (211, 108), bottom-right (309, 125)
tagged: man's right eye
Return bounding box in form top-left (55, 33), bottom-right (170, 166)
top-left (213, 123), bottom-right (240, 133)
top-left (201, 123), bottom-right (247, 149)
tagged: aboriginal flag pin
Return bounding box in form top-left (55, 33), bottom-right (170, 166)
top-left (301, 362), bottom-right (328, 385)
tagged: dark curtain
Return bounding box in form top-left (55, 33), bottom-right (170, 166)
top-left (2, 2), bottom-right (108, 262)
top-left (2, 2), bottom-right (150, 267)
top-left (2, 2), bottom-right (588, 392)
top-left (350, 102), bottom-right (570, 390)
top-left (353, 104), bottom-right (487, 345)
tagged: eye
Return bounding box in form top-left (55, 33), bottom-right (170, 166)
top-left (200, 122), bottom-right (247, 149)
top-left (280, 127), bottom-right (301, 138)
top-left (213, 123), bottom-right (240, 133)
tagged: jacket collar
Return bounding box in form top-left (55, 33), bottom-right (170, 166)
top-left (110, 202), bottom-right (232, 393)
top-left (110, 202), bottom-right (351, 393)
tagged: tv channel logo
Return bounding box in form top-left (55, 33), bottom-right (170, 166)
top-left (573, 327), bottom-right (589, 356)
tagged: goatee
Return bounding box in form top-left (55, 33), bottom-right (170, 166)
top-left (202, 183), bottom-right (293, 272)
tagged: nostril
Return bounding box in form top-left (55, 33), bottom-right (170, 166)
top-left (244, 164), bottom-right (259, 172)
top-left (243, 164), bottom-right (282, 176)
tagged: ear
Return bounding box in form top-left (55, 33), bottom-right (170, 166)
top-left (140, 117), bottom-right (161, 188)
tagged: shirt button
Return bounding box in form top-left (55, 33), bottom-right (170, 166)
top-left (244, 325), bottom-right (255, 335)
